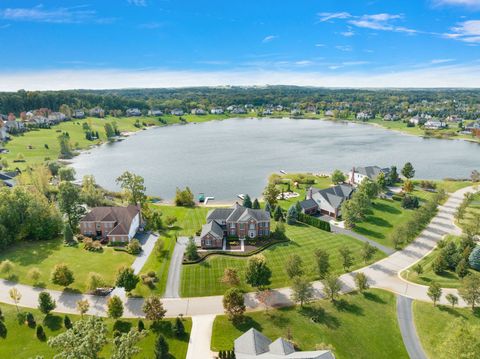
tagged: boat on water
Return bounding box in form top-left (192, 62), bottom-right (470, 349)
top-left (198, 193), bottom-right (205, 203)
top-left (280, 170), bottom-right (286, 174)
top-left (237, 194), bottom-right (245, 200)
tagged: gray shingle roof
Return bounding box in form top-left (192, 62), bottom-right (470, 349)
top-left (200, 220), bottom-right (224, 240)
top-left (299, 199), bottom-right (318, 211)
top-left (269, 338), bottom-right (295, 355)
top-left (313, 184), bottom-right (354, 211)
top-left (234, 328), bottom-right (272, 356)
top-left (206, 208), bottom-right (234, 222)
top-left (80, 205), bottom-right (140, 236)
top-left (355, 166), bottom-right (389, 179)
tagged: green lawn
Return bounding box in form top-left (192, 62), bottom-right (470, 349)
top-left (0, 303), bottom-right (191, 359)
top-left (401, 235), bottom-right (478, 288)
top-left (413, 301), bottom-right (480, 359)
top-left (0, 238), bottom-right (135, 293)
top-left (353, 198), bottom-right (419, 248)
top-left (180, 223), bottom-right (385, 297)
top-left (458, 191), bottom-right (480, 231)
top-left (211, 289), bottom-right (408, 359)
top-left (132, 205), bottom-right (210, 297)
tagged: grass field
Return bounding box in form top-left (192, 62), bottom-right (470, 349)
top-left (413, 301), bottom-right (480, 359)
top-left (132, 205), bottom-right (210, 297)
top-left (401, 235), bottom-right (479, 288)
top-left (0, 238), bottom-right (135, 293)
top-left (0, 303), bottom-right (191, 359)
top-left (180, 223), bottom-right (385, 297)
top-left (458, 191), bottom-right (480, 231)
top-left (211, 289), bottom-right (408, 359)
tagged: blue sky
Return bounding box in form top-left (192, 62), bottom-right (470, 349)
top-left (0, 0), bottom-right (480, 89)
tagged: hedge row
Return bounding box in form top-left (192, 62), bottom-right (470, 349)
top-left (297, 213), bottom-right (331, 232)
top-left (182, 239), bottom-right (290, 265)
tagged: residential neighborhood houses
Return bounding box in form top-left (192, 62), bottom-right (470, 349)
top-left (348, 166), bottom-right (390, 186)
top-left (79, 204), bottom-right (142, 243)
top-left (300, 184), bottom-right (354, 218)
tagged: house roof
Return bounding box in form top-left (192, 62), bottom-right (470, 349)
top-left (208, 204), bottom-right (270, 223)
top-left (200, 220), bottom-right (224, 240)
top-left (298, 199), bottom-right (318, 210)
top-left (80, 205), bottom-right (140, 236)
top-left (207, 208), bottom-right (235, 222)
top-left (234, 328), bottom-right (335, 359)
top-left (354, 166), bottom-right (389, 179)
top-left (235, 328), bottom-right (272, 356)
top-left (312, 184), bottom-right (354, 211)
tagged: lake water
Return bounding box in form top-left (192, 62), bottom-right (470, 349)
top-left (71, 118), bottom-right (480, 201)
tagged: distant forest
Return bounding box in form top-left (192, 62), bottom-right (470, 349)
top-left (1, 86), bottom-right (480, 118)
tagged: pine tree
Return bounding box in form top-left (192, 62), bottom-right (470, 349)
top-left (252, 198), bottom-right (260, 209)
top-left (154, 334), bottom-right (169, 359)
top-left (243, 194), bottom-right (252, 208)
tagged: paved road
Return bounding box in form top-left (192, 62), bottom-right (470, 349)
top-left (0, 186), bottom-right (476, 319)
top-left (164, 236), bottom-right (188, 298)
top-left (331, 226), bottom-right (396, 255)
top-left (396, 295), bottom-right (427, 359)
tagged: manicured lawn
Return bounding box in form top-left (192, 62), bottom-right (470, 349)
top-left (2, 116), bottom-right (160, 170)
top-left (180, 223), bottom-right (385, 297)
top-left (353, 198), bottom-right (419, 248)
top-left (413, 301), bottom-right (480, 359)
top-left (0, 303), bottom-right (191, 359)
top-left (275, 174), bottom-right (333, 211)
top-left (132, 205), bottom-right (210, 297)
top-left (132, 234), bottom-right (176, 297)
top-left (401, 235), bottom-right (478, 288)
top-left (0, 238), bottom-right (135, 293)
top-left (458, 191), bottom-right (480, 231)
top-left (211, 289), bottom-right (408, 359)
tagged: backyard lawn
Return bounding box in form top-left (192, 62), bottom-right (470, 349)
top-left (180, 223), bottom-right (385, 297)
top-left (413, 301), bottom-right (480, 359)
top-left (211, 289), bottom-right (408, 359)
top-left (275, 174), bottom-right (332, 211)
top-left (401, 235), bottom-right (479, 288)
top-left (0, 303), bottom-right (191, 359)
top-left (0, 238), bottom-right (135, 293)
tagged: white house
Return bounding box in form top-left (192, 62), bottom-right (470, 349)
top-left (211, 107), bottom-right (224, 114)
top-left (171, 109), bottom-right (184, 116)
top-left (348, 166), bottom-right (390, 185)
top-left (191, 108), bottom-right (206, 115)
top-left (126, 108), bottom-right (142, 117)
top-left (148, 109), bottom-right (163, 116)
top-left (356, 112), bottom-right (372, 121)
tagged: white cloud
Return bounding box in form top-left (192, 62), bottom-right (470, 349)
top-left (445, 20), bottom-right (480, 43)
top-left (317, 12), bottom-right (351, 22)
top-left (341, 31), bottom-right (355, 37)
top-left (433, 0), bottom-right (480, 7)
top-left (336, 45), bottom-right (353, 51)
top-left (295, 60), bottom-right (313, 66)
top-left (138, 22), bottom-right (161, 29)
top-left (262, 35), bottom-right (278, 43)
top-left (0, 5), bottom-right (111, 24)
top-left (2, 64), bottom-right (480, 90)
top-left (315, 43), bottom-right (325, 47)
top-left (430, 58), bottom-right (455, 64)
top-left (128, 0), bottom-right (147, 6)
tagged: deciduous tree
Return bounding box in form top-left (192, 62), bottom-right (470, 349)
top-left (223, 288), bottom-right (245, 323)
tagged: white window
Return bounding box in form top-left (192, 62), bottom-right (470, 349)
top-left (230, 223), bottom-right (235, 229)
top-left (249, 223), bottom-right (255, 230)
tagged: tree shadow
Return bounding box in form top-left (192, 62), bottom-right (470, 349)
top-left (150, 320), bottom-right (173, 336)
top-left (333, 299), bottom-right (364, 316)
top-left (232, 316), bottom-right (263, 333)
top-left (113, 320), bottom-right (132, 333)
top-left (354, 226), bottom-right (384, 240)
top-left (267, 312), bottom-right (290, 328)
top-left (0, 239), bottom-right (63, 267)
top-left (43, 314), bottom-right (63, 331)
top-left (362, 291), bottom-right (386, 304)
top-left (374, 202), bottom-right (401, 214)
top-left (364, 215), bottom-right (392, 228)
top-left (438, 306), bottom-right (467, 319)
top-left (301, 305), bottom-right (340, 329)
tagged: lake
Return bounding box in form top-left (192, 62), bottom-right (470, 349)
top-left (71, 118), bottom-right (480, 201)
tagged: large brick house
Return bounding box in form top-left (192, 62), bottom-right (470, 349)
top-left (79, 205), bottom-right (141, 243)
top-left (200, 203), bottom-right (270, 249)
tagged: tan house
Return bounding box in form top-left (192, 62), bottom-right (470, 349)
top-left (79, 205), bottom-right (141, 243)
top-left (200, 203), bottom-right (270, 249)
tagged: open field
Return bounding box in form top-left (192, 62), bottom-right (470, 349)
top-left (0, 302), bottom-right (191, 359)
top-left (413, 301), bottom-right (480, 359)
top-left (180, 223), bottom-right (385, 297)
top-left (0, 238), bottom-right (135, 293)
top-left (211, 289), bottom-right (408, 359)
top-left (401, 235), bottom-right (478, 288)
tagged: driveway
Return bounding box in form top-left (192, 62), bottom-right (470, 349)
top-left (164, 236), bottom-right (189, 298)
top-left (331, 226), bottom-right (396, 255)
top-left (397, 295), bottom-right (427, 359)
top-left (131, 232), bottom-right (159, 275)
top-left (186, 315), bottom-right (216, 359)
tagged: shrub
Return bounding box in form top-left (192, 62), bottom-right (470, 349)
top-left (127, 239), bottom-right (142, 255)
top-left (0, 260), bottom-right (14, 275)
top-left (86, 272), bottom-right (106, 292)
top-left (26, 312), bottom-right (36, 328)
top-left (468, 246), bottom-right (480, 271)
top-left (0, 320), bottom-right (6, 338)
top-left (138, 319), bottom-right (145, 332)
top-left (36, 325), bottom-right (46, 341)
top-left (64, 315), bottom-right (72, 329)
top-left (401, 195), bottom-right (419, 209)
top-left (297, 213), bottom-right (331, 232)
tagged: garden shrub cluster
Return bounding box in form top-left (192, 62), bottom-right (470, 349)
top-left (297, 213), bottom-right (331, 232)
